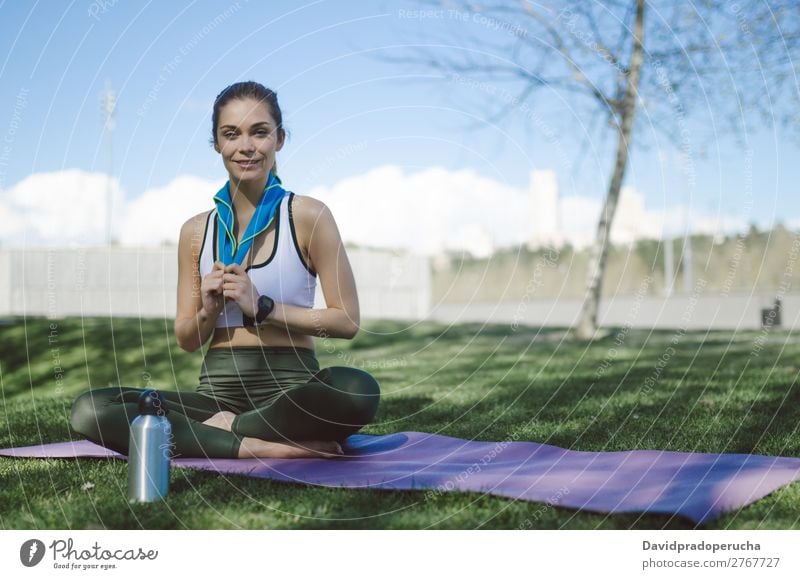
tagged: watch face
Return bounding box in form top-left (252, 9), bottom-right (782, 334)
top-left (256, 295), bottom-right (274, 322)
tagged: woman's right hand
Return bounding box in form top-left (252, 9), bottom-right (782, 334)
top-left (200, 260), bottom-right (226, 316)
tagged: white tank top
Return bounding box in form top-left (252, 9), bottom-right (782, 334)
top-left (197, 192), bottom-right (318, 328)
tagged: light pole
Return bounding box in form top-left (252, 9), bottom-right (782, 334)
top-left (101, 79), bottom-right (116, 246)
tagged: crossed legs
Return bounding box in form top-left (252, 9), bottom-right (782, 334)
top-left (209, 366), bottom-right (380, 457)
top-left (69, 366), bottom-right (381, 459)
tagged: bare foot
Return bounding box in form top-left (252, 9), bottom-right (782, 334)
top-left (238, 437), bottom-right (343, 459)
top-left (203, 411), bottom-right (343, 459)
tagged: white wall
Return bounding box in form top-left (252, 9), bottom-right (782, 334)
top-left (430, 295), bottom-right (800, 331)
top-left (5, 246), bottom-right (795, 331)
top-left (0, 246), bottom-right (431, 321)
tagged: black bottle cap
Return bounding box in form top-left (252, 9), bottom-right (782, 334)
top-left (138, 389), bottom-right (169, 416)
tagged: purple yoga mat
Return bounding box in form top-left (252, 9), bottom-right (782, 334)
top-left (2, 431), bottom-right (799, 524)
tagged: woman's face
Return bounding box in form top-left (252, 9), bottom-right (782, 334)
top-left (214, 97), bottom-right (284, 184)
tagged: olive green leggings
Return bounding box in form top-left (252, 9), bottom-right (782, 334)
top-left (69, 346), bottom-right (381, 458)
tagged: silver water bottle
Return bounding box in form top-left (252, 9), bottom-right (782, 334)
top-left (127, 389), bottom-right (173, 503)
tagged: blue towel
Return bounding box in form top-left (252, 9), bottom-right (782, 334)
top-left (212, 169), bottom-right (286, 265)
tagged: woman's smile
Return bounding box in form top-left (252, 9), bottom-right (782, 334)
top-left (234, 159), bottom-right (261, 170)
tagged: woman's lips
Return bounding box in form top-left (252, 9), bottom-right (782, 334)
top-left (235, 160), bottom-right (260, 170)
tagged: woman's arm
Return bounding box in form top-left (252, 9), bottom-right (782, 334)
top-left (263, 197), bottom-right (360, 340)
top-left (174, 213), bottom-right (220, 352)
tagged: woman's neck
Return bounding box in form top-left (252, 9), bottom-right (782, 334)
top-left (228, 174), bottom-right (268, 213)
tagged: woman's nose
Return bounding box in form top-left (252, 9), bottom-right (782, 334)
top-left (239, 136), bottom-right (255, 152)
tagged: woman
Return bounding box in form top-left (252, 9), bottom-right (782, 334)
top-left (70, 81), bottom-right (380, 459)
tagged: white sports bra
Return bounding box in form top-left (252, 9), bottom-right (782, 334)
top-left (197, 192), bottom-right (318, 328)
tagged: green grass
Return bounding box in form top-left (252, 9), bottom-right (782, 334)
top-left (1, 316), bottom-right (799, 529)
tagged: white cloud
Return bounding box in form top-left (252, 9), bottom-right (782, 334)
top-left (557, 187), bottom-right (750, 248)
top-left (0, 166), bottom-right (768, 255)
top-left (0, 169), bottom-right (125, 246)
top-left (118, 175), bottom-right (223, 245)
top-left (307, 165), bottom-right (525, 258)
top-left (658, 204), bottom-right (750, 241)
top-left (559, 195), bottom-right (601, 248)
top-left (0, 170), bottom-right (221, 248)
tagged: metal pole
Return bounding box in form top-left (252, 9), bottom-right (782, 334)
top-left (682, 208), bottom-right (693, 295)
top-left (101, 79), bottom-right (116, 246)
top-left (664, 235), bottom-right (674, 297)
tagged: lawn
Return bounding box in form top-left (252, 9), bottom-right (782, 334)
top-left (1, 316), bottom-right (799, 529)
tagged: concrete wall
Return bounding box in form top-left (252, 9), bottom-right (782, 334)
top-left (3, 246), bottom-right (796, 331)
top-left (0, 246), bottom-right (431, 321)
top-left (430, 294), bottom-right (800, 331)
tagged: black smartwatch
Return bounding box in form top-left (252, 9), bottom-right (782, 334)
top-left (255, 294), bottom-right (275, 325)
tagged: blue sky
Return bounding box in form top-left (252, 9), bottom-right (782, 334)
top-left (0, 0), bottom-right (797, 254)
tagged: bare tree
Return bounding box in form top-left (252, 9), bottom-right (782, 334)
top-left (369, 0), bottom-right (800, 338)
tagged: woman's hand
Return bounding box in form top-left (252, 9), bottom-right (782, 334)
top-left (221, 263), bottom-right (260, 319)
top-left (200, 260), bottom-right (226, 316)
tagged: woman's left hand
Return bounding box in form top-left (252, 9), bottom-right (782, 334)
top-left (221, 263), bottom-right (260, 319)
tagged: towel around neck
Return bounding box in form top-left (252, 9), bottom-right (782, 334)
top-left (212, 169), bottom-right (287, 266)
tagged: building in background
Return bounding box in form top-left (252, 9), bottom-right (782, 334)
top-left (526, 169), bottom-right (563, 251)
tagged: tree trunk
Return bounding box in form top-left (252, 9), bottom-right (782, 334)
top-left (574, 0), bottom-right (646, 340)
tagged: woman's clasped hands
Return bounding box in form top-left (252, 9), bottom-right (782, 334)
top-left (200, 260), bottom-right (260, 319)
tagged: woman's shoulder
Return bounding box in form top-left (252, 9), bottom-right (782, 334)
top-left (289, 193), bottom-right (331, 226)
top-left (288, 194), bottom-right (337, 263)
top-left (178, 209), bottom-right (214, 247)
top-left (183, 209), bottom-right (214, 228)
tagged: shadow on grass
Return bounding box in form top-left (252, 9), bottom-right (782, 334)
top-left (1, 317), bottom-right (799, 529)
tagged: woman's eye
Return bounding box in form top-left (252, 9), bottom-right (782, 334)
top-left (222, 129), bottom-right (267, 138)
